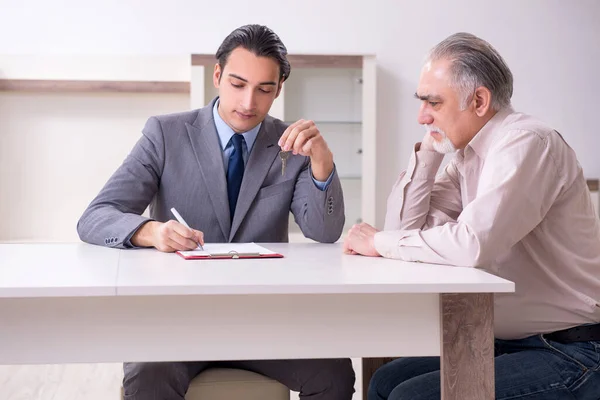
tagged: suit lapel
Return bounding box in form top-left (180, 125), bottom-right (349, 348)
top-left (186, 99), bottom-right (231, 240)
top-left (229, 117), bottom-right (281, 241)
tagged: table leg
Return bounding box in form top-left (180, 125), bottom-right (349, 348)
top-left (440, 293), bottom-right (494, 399)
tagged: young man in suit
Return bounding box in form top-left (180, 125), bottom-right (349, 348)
top-left (77, 24), bottom-right (354, 400)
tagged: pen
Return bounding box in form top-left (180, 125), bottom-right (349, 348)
top-left (170, 207), bottom-right (204, 250)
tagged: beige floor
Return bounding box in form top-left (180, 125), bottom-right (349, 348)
top-left (0, 360), bottom-right (363, 400)
top-left (0, 364), bottom-right (122, 400)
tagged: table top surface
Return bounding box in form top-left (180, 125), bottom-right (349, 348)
top-left (0, 242), bottom-right (515, 297)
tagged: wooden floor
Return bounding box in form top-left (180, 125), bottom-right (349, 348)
top-left (0, 359), bottom-right (363, 400)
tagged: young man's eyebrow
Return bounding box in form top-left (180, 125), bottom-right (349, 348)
top-left (228, 73), bottom-right (277, 86)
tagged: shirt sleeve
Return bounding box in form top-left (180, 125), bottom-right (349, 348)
top-left (384, 143), bottom-right (463, 231)
top-left (375, 131), bottom-right (563, 267)
top-left (310, 167), bottom-right (335, 191)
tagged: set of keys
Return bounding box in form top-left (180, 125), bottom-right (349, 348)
top-left (279, 150), bottom-right (290, 176)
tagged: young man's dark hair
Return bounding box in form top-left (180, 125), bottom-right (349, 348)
top-left (216, 24), bottom-right (291, 83)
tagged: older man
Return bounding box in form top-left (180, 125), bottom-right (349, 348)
top-left (345, 32), bottom-right (600, 400)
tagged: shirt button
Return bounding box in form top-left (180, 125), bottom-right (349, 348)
top-left (420, 162), bottom-right (427, 167)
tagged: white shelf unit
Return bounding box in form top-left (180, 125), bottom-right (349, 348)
top-left (190, 54), bottom-right (377, 242)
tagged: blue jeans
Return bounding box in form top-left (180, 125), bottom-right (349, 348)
top-left (368, 335), bottom-right (600, 400)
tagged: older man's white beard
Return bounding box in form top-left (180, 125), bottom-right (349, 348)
top-left (433, 137), bottom-right (457, 154)
top-left (424, 125), bottom-right (457, 154)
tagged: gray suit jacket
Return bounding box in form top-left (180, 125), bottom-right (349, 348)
top-left (77, 98), bottom-right (345, 247)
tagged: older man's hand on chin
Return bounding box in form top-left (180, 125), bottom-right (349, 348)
top-left (343, 222), bottom-right (382, 257)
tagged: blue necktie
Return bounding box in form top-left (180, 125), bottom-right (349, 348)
top-left (227, 134), bottom-right (245, 219)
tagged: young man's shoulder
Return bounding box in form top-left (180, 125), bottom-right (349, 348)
top-left (150, 108), bottom-right (203, 127)
top-left (141, 107), bottom-right (209, 140)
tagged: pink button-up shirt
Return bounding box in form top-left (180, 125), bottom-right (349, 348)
top-left (375, 107), bottom-right (600, 339)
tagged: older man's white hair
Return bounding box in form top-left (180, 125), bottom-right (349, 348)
top-left (426, 32), bottom-right (514, 111)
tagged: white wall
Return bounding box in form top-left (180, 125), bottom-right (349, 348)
top-left (0, 92), bottom-right (189, 241)
top-left (2, 0), bottom-right (599, 229)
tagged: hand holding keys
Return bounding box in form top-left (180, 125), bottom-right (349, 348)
top-left (277, 119), bottom-right (334, 181)
top-left (279, 150), bottom-right (290, 176)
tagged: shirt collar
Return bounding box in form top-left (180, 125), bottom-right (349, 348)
top-left (467, 105), bottom-right (515, 159)
top-left (212, 98), bottom-right (261, 152)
